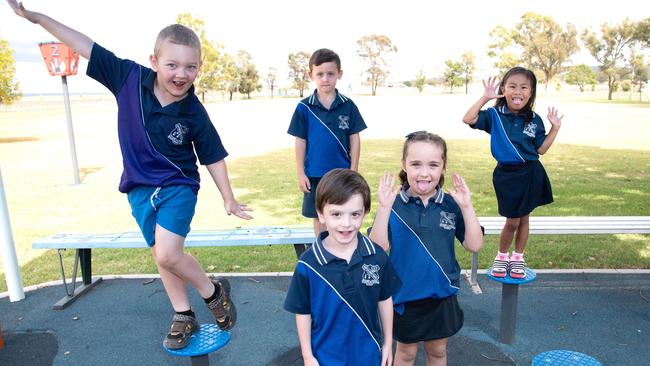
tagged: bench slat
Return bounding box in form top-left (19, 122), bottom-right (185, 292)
top-left (33, 227), bottom-right (316, 250)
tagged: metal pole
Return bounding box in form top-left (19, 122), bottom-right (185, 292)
top-left (0, 168), bottom-right (25, 302)
top-left (498, 283), bottom-right (519, 344)
top-left (61, 75), bottom-right (81, 185)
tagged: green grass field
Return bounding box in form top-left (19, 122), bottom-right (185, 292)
top-left (0, 94), bottom-right (649, 293)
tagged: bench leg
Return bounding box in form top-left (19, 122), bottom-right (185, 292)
top-left (53, 277), bottom-right (103, 310)
top-left (190, 354), bottom-right (210, 366)
top-left (498, 283), bottom-right (519, 344)
top-left (470, 251), bottom-right (479, 286)
top-left (53, 248), bottom-right (102, 310)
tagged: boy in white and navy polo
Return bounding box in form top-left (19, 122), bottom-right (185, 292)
top-left (287, 48), bottom-right (367, 237)
top-left (284, 169), bottom-right (400, 366)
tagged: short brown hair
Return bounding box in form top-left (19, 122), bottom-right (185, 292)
top-left (309, 48), bottom-right (341, 72)
top-left (154, 24), bottom-right (201, 58)
top-left (316, 169), bottom-right (371, 213)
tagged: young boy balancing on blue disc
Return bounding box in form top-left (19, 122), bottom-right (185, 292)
top-left (8, 0), bottom-right (253, 349)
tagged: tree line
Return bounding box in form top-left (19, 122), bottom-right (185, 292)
top-left (1, 13), bottom-right (648, 105)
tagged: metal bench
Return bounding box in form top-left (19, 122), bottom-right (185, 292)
top-left (468, 216), bottom-right (650, 290)
top-left (32, 226), bottom-right (315, 309)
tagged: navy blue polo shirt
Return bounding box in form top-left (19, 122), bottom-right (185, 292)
top-left (86, 43), bottom-right (227, 193)
top-left (387, 187), bottom-right (466, 315)
top-left (471, 106), bottom-right (546, 165)
top-left (287, 89), bottom-right (367, 177)
top-left (284, 232), bottom-right (400, 365)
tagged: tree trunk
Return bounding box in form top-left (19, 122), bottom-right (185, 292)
top-left (608, 75), bottom-right (614, 100)
top-left (201, 92), bottom-right (205, 103)
top-left (229, 91), bottom-right (233, 101)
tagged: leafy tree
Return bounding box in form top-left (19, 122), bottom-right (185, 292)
top-left (236, 51), bottom-right (260, 99)
top-left (265, 67), bottom-right (277, 98)
top-left (0, 38), bottom-right (21, 105)
top-left (414, 70), bottom-right (426, 93)
top-left (287, 51), bottom-right (310, 97)
top-left (176, 13), bottom-right (222, 102)
top-left (356, 34), bottom-right (397, 96)
top-left (565, 64), bottom-right (597, 92)
top-left (630, 53), bottom-right (649, 101)
top-left (461, 52), bottom-right (475, 94)
top-left (220, 53), bottom-right (239, 101)
top-left (635, 18), bottom-right (650, 47)
top-left (488, 12), bottom-right (578, 91)
top-left (582, 18), bottom-right (638, 100)
top-left (443, 60), bottom-right (464, 94)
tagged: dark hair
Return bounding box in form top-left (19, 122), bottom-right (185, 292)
top-left (399, 131), bottom-right (448, 188)
top-left (316, 169), bottom-right (371, 213)
top-left (309, 48), bottom-right (341, 72)
top-left (495, 66), bottom-right (537, 123)
top-left (154, 24), bottom-right (201, 58)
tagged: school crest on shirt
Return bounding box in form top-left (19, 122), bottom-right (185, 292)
top-left (168, 123), bottom-right (189, 145)
top-left (337, 115), bottom-right (350, 130)
top-left (523, 123), bottom-right (537, 138)
top-left (361, 264), bottom-right (380, 286)
top-left (440, 211), bottom-right (456, 230)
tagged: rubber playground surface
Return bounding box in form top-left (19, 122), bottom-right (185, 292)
top-left (1, 271), bottom-right (649, 365)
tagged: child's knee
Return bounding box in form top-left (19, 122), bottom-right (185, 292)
top-left (424, 342), bottom-right (447, 359)
top-left (504, 218), bottom-right (521, 231)
top-left (396, 343), bottom-right (418, 362)
top-left (153, 248), bottom-right (183, 269)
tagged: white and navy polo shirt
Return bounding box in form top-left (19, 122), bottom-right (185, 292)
top-left (471, 106), bottom-right (546, 165)
top-left (284, 232), bottom-right (400, 365)
top-left (86, 43), bottom-right (227, 194)
top-left (387, 187), bottom-right (466, 315)
top-left (287, 89), bottom-right (367, 178)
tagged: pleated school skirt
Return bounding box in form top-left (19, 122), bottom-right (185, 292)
top-left (393, 296), bottom-right (464, 343)
top-left (493, 160), bottom-right (553, 218)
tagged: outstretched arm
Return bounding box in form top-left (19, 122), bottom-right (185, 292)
top-left (7, 0), bottom-right (93, 59)
top-left (446, 173), bottom-right (483, 253)
top-left (205, 160), bottom-right (253, 220)
top-left (462, 76), bottom-right (502, 125)
top-left (537, 106), bottom-right (563, 155)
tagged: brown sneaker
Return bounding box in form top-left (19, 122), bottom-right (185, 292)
top-left (206, 278), bottom-right (237, 330)
top-left (163, 313), bottom-right (199, 349)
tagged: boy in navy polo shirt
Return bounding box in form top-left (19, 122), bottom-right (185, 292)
top-left (9, 1), bottom-right (252, 349)
top-left (284, 169), bottom-right (400, 366)
top-left (287, 49), bottom-right (367, 237)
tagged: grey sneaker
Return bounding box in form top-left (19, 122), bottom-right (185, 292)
top-left (163, 313), bottom-right (199, 349)
top-left (206, 278), bottom-right (237, 330)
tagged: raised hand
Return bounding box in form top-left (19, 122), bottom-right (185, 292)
top-left (224, 200), bottom-right (253, 220)
top-left (482, 76), bottom-right (503, 100)
top-left (7, 0), bottom-right (34, 22)
top-left (446, 173), bottom-right (473, 209)
top-left (547, 106), bottom-right (564, 129)
top-left (377, 172), bottom-right (399, 209)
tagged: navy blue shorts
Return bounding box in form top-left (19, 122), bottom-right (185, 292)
top-left (301, 177), bottom-right (321, 218)
top-left (493, 160), bottom-right (553, 218)
top-left (127, 185), bottom-right (197, 246)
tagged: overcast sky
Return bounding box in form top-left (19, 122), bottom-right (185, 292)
top-left (1, 0), bottom-right (647, 94)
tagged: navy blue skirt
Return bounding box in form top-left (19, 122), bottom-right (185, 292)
top-left (393, 296), bottom-right (464, 343)
top-left (493, 160), bottom-right (553, 218)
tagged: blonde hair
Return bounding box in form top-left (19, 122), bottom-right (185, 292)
top-left (154, 24), bottom-right (201, 58)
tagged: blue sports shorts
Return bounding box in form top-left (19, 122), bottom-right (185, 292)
top-left (127, 185), bottom-right (197, 246)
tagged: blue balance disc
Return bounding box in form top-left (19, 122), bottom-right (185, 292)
top-left (486, 266), bottom-right (536, 285)
top-left (532, 350), bottom-right (602, 366)
top-left (163, 324), bottom-right (231, 357)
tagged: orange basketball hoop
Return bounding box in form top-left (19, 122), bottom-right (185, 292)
top-left (38, 42), bottom-right (79, 76)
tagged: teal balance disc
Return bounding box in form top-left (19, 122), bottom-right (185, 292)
top-left (532, 350), bottom-right (602, 366)
top-left (164, 324), bottom-right (230, 366)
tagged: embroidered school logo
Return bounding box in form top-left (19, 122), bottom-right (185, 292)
top-left (440, 211), bottom-right (456, 230)
top-left (168, 123), bottom-right (189, 145)
top-left (337, 115), bottom-right (350, 130)
top-left (523, 123), bottom-right (537, 138)
top-left (361, 264), bottom-right (380, 286)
